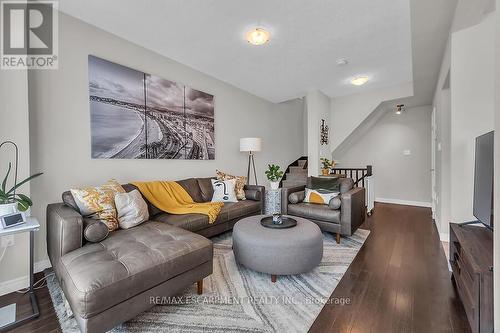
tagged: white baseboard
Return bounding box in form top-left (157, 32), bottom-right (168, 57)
top-left (0, 275), bottom-right (29, 297)
top-left (0, 259), bottom-right (52, 296)
top-left (439, 233), bottom-right (450, 242)
top-left (375, 197), bottom-right (432, 208)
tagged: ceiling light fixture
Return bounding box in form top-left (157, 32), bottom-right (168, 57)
top-left (395, 104), bottom-right (405, 115)
top-left (246, 28), bottom-right (270, 46)
top-left (350, 76), bottom-right (369, 86)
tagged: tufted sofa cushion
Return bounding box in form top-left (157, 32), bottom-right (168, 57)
top-left (58, 221), bottom-right (212, 319)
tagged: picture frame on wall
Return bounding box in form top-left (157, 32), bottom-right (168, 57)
top-left (320, 118), bottom-right (329, 145)
top-left (88, 55), bottom-right (215, 160)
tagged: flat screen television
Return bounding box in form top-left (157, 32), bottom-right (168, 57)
top-left (472, 131), bottom-right (494, 229)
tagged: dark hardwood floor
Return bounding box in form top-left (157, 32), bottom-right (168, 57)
top-left (0, 272), bottom-right (60, 333)
top-left (1, 203), bottom-right (469, 333)
top-left (310, 202), bottom-right (470, 333)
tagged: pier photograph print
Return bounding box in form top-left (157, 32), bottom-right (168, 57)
top-left (88, 55), bottom-right (215, 159)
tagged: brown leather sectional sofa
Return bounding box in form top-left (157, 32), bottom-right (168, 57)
top-left (46, 177), bottom-right (264, 333)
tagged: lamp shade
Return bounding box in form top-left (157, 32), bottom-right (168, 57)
top-left (240, 137), bottom-right (262, 152)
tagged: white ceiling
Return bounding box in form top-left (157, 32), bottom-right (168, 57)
top-left (58, 0), bottom-right (413, 103)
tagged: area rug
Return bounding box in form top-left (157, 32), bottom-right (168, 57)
top-left (46, 229), bottom-right (370, 333)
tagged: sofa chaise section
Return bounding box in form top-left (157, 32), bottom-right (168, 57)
top-left (47, 203), bottom-right (213, 333)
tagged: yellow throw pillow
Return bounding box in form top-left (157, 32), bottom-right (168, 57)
top-left (216, 170), bottom-right (247, 200)
top-left (70, 180), bottom-right (125, 231)
top-left (304, 188), bottom-right (339, 205)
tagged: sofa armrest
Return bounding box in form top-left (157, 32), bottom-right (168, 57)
top-left (328, 195), bottom-right (342, 210)
top-left (47, 203), bottom-right (83, 267)
top-left (244, 189), bottom-right (261, 201)
top-left (289, 190), bottom-right (305, 204)
top-left (244, 185), bottom-right (265, 213)
top-left (281, 185), bottom-right (306, 214)
top-left (340, 187), bottom-right (366, 236)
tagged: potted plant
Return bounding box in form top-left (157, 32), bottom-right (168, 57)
top-left (320, 158), bottom-right (335, 176)
top-left (0, 162), bottom-right (43, 216)
top-left (265, 164), bottom-right (284, 190)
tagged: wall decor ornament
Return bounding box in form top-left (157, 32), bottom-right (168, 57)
top-left (320, 119), bottom-right (329, 145)
top-left (88, 55), bottom-right (215, 160)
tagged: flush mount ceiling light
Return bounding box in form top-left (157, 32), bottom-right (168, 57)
top-left (395, 104), bottom-right (405, 115)
top-left (350, 76), bottom-right (369, 86)
top-left (246, 28), bottom-right (270, 45)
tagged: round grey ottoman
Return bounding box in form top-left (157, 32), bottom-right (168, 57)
top-left (232, 215), bottom-right (323, 282)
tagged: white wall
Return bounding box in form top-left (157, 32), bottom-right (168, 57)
top-left (450, 13), bottom-right (495, 223)
top-left (329, 82), bottom-right (413, 152)
top-left (305, 90), bottom-right (331, 176)
top-left (435, 88), bottom-right (452, 236)
top-left (0, 70), bottom-right (32, 292)
top-left (333, 106), bottom-right (432, 206)
top-left (302, 99), bottom-right (308, 155)
top-left (432, 37), bottom-right (452, 238)
top-left (16, 12), bottom-right (304, 290)
top-left (269, 98), bottom-right (306, 164)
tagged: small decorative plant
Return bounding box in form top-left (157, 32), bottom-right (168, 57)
top-left (320, 158), bottom-right (335, 169)
top-left (320, 158), bottom-right (335, 175)
top-left (265, 164), bottom-right (284, 190)
top-left (1, 162), bottom-right (43, 212)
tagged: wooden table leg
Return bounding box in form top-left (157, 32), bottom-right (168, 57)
top-left (271, 275), bottom-right (277, 283)
top-left (197, 279), bottom-right (203, 295)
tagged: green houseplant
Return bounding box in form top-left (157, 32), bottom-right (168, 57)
top-left (320, 158), bottom-right (335, 176)
top-left (0, 162), bottom-right (43, 214)
top-left (265, 164), bottom-right (284, 190)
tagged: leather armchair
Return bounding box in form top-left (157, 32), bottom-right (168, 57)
top-left (281, 178), bottom-right (366, 243)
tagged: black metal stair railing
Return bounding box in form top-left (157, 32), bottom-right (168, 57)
top-left (330, 165), bottom-right (372, 188)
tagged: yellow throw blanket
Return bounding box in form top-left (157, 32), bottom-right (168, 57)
top-left (131, 181), bottom-right (223, 224)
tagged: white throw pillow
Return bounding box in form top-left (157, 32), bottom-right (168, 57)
top-left (303, 188), bottom-right (339, 205)
top-left (115, 190), bottom-right (149, 229)
top-left (211, 179), bottom-right (238, 203)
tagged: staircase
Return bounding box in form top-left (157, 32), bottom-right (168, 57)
top-left (280, 157), bottom-right (308, 188)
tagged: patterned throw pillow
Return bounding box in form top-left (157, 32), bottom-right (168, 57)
top-left (211, 179), bottom-right (238, 203)
top-left (70, 180), bottom-right (125, 231)
top-left (303, 188), bottom-right (339, 205)
top-left (216, 170), bottom-right (247, 200)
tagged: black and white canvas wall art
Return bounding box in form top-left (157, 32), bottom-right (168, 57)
top-left (88, 55), bottom-right (215, 159)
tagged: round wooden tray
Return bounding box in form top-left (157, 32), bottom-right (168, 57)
top-left (260, 216), bottom-right (297, 229)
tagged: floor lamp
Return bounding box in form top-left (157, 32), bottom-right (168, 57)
top-left (240, 138), bottom-right (262, 185)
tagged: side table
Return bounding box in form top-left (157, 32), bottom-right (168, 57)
top-left (264, 188), bottom-right (281, 215)
top-left (0, 217), bottom-right (40, 330)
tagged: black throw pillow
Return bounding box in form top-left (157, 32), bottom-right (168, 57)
top-left (310, 176), bottom-right (340, 192)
